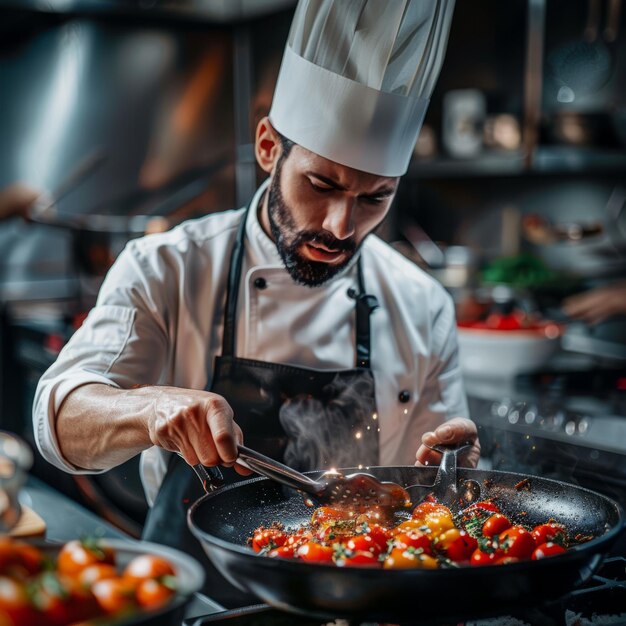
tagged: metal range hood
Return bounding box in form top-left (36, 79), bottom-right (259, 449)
top-left (0, 0), bottom-right (296, 22)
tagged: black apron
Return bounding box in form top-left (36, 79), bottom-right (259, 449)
top-left (142, 206), bottom-right (380, 606)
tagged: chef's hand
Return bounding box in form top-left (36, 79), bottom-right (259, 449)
top-left (415, 417), bottom-right (480, 468)
top-left (562, 281), bottom-right (626, 326)
top-left (146, 386), bottom-right (252, 476)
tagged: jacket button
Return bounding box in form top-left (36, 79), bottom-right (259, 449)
top-left (254, 277), bottom-right (267, 289)
top-left (398, 390), bottom-right (411, 403)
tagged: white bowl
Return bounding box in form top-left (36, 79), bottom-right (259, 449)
top-left (457, 325), bottom-right (562, 378)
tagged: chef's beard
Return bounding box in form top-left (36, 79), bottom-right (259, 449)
top-left (267, 158), bottom-right (358, 288)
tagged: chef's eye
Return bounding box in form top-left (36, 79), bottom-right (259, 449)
top-left (361, 195), bottom-right (385, 205)
top-left (308, 179), bottom-right (333, 193)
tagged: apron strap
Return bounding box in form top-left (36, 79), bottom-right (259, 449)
top-left (221, 209), bottom-right (248, 358)
top-left (220, 205), bottom-right (379, 368)
top-left (354, 259), bottom-right (379, 369)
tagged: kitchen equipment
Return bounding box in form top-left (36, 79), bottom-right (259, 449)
top-left (8, 505), bottom-right (46, 538)
top-left (232, 443), bottom-right (479, 513)
top-left (457, 324), bottom-right (563, 378)
top-left (27, 157), bottom-right (228, 277)
top-left (187, 463), bottom-right (624, 623)
top-left (25, 538), bottom-right (205, 626)
top-left (0, 430), bottom-right (33, 533)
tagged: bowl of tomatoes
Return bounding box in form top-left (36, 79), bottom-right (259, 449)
top-left (457, 310), bottom-right (563, 377)
top-left (0, 536), bottom-right (204, 626)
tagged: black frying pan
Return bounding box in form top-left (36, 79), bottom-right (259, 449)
top-left (188, 465), bottom-right (624, 623)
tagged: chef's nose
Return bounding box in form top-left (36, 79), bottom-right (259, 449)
top-left (322, 197), bottom-right (356, 241)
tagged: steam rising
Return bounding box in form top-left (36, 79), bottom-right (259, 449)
top-left (279, 372), bottom-right (379, 471)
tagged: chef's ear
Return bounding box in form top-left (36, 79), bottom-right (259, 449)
top-left (255, 117), bottom-right (282, 174)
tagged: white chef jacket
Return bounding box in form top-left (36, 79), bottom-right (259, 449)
top-left (33, 179), bottom-right (468, 505)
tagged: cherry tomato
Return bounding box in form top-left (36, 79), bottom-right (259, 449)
top-left (296, 542), bottom-right (334, 563)
top-left (91, 577), bottom-right (137, 614)
top-left (532, 542), bottom-right (567, 560)
top-left (336, 551), bottom-right (380, 567)
top-left (136, 578), bottom-right (175, 610)
top-left (29, 571), bottom-right (100, 626)
top-left (482, 514), bottom-right (512, 538)
top-left (267, 545), bottom-right (296, 559)
top-left (392, 530), bottom-right (433, 556)
top-left (355, 524), bottom-right (391, 553)
top-left (394, 519), bottom-right (428, 533)
top-left (532, 523), bottom-right (569, 548)
top-left (251, 528), bottom-right (288, 553)
top-left (411, 502), bottom-right (452, 522)
top-left (57, 539), bottom-right (115, 576)
top-left (0, 576), bottom-right (37, 626)
top-left (310, 507), bottom-right (351, 527)
top-left (78, 563), bottom-right (118, 587)
top-left (470, 548), bottom-right (498, 566)
top-left (383, 547), bottom-right (438, 570)
top-left (123, 554), bottom-right (175, 583)
top-left (485, 312), bottom-right (525, 331)
top-left (0, 540), bottom-right (45, 579)
top-left (495, 556), bottom-right (520, 565)
top-left (316, 521), bottom-right (357, 544)
top-left (462, 501), bottom-right (501, 516)
top-left (498, 526), bottom-right (536, 559)
top-left (438, 529), bottom-right (477, 562)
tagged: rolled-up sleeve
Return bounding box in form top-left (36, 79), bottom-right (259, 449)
top-left (32, 241), bottom-right (170, 473)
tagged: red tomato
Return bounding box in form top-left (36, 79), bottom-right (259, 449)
top-left (532, 542), bottom-right (567, 560)
top-left (495, 556), bottom-right (520, 565)
top-left (336, 551), bottom-right (380, 567)
top-left (411, 502), bottom-right (452, 522)
top-left (532, 523), bottom-right (569, 548)
top-left (485, 312), bottom-right (525, 330)
top-left (91, 577), bottom-right (137, 614)
top-left (123, 554), bottom-right (175, 583)
top-left (310, 507), bottom-right (351, 527)
top-left (462, 500), bottom-right (501, 517)
top-left (392, 530), bottom-right (433, 556)
top-left (0, 540), bottom-right (44, 579)
top-left (251, 528), bottom-right (288, 553)
top-left (136, 578), bottom-right (175, 610)
top-left (482, 514), bottom-right (512, 538)
top-left (29, 572), bottom-right (100, 626)
top-left (441, 530), bottom-right (478, 562)
top-left (267, 545), bottom-right (296, 559)
top-left (470, 548), bottom-right (498, 566)
top-left (498, 526), bottom-right (536, 559)
top-left (78, 563), bottom-right (118, 587)
top-left (296, 542), bottom-right (334, 563)
top-left (57, 539), bottom-right (115, 576)
top-left (0, 576), bottom-right (37, 626)
top-left (315, 521), bottom-right (357, 544)
top-left (356, 524), bottom-right (391, 553)
top-left (383, 547), bottom-right (438, 570)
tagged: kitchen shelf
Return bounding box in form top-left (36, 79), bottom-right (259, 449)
top-left (406, 146), bottom-right (626, 180)
top-left (532, 147), bottom-right (626, 174)
top-left (407, 151), bottom-right (526, 179)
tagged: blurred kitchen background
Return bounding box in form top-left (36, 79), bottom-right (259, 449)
top-left (0, 0), bottom-right (625, 538)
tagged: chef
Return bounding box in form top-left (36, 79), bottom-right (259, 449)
top-left (33, 0), bottom-right (478, 604)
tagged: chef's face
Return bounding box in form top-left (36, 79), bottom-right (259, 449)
top-left (257, 120), bottom-right (399, 287)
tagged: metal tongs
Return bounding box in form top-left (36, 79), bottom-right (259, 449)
top-left (187, 442), bottom-right (480, 514)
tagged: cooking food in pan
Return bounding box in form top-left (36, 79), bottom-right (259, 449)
top-left (248, 496), bottom-right (584, 569)
top-left (0, 536), bottom-right (185, 626)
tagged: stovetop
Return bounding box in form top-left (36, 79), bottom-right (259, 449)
top-left (183, 556), bottom-right (626, 626)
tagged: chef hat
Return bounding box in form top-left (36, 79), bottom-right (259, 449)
top-left (269, 0), bottom-right (456, 177)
